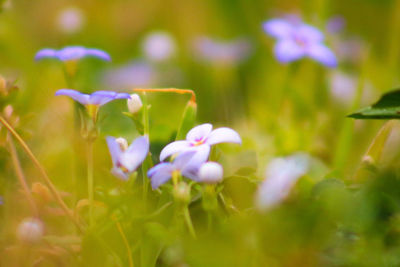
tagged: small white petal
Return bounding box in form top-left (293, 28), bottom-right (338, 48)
top-left (206, 127), bottom-right (242, 145)
top-left (159, 140), bottom-right (191, 161)
top-left (186, 123), bottom-right (213, 142)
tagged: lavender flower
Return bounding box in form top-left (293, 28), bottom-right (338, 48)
top-left (160, 123), bottom-right (242, 162)
top-left (326, 16), bottom-right (345, 34)
top-left (255, 153), bottom-right (309, 211)
top-left (107, 136), bottom-right (149, 180)
top-left (193, 36), bottom-right (252, 65)
top-left (148, 151), bottom-right (205, 189)
top-left (142, 31), bottom-right (176, 62)
top-left (35, 46), bottom-right (110, 62)
top-left (198, 162), bottom-right (224, 184)
top-left (55, 89), bottom-right (130, 106)
top-left (263, 18), bottom-right (337, 67)
top-left (57, 7), bottom-right (85, 34)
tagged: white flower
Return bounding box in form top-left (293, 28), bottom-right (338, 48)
top-left (256, 153), bottom-right (309, 211)
top-left (142, 31), bottom-right (176, 61)
top-left (17, 217), bottom-right (44, 244)
top-left (57, 7), bottom-right (85, 34)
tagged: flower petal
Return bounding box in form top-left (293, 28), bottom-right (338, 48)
top-left (206, 127), bottom-right (242, 145)
top-left (35, 48), bottom-right (57, 61)
top-left (307, 43), bottom-right (337, 68)
top-left (55, 89), bottom-right (90, 105)
top-left (120, 136), bottom-right (149, 172)
top-left (297, 24), bottom-right (324, 42)
top-left (57, 46), bottom-right (86, 61)
top-left (89, 91), bottom-right (130, 105)
top-left (85, 48), bottom-right (111, 61)
top-left (106, 136), bottom-right (123, 167)
top-left (263, 19), bottom-right (293, 39)
top-left (159, 140), bottom-right (191, 161)
top-left (186, 123), bottom-right (213, 142)
top-left (181, 145), bottom-right (211, 180)
top-left (274, 39), bottom-right (305, 63)
top-left (147, 163), bottom-right (174, 189)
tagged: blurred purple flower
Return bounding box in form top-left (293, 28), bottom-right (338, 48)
top-left (255, 153), bottom-right (309, 211)
top-left (57, 7), bottom-right (85, 34)
top-left (142, 31), bottom-right (176, 62)
top-left (55, 89), bottom-right (130, 106)
top-left (148, 151), bottom-right (204, 189)
top-left (193, 36), bottom-right (252, 65)
top-left (35, 46), bottom-right (110, 61)
top-left (160, 123), bottom-right (242, 162)
top-left (107, 136), bottom-right (149, 180)
top-left (103, 61), bottom-right (156, 90)
top-left (326, 16), bottom-right (345, 34)
top-left (263, 18), bottom-right (337, 67)
top-left (0, 196), bottom-right (3, 205)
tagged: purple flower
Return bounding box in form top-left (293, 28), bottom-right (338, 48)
top-left (55, 89), bottom-right (130, 106)
top-left (35, 46), bottom-right (110, 61)
top-left (255, 153), bottom-right (309, 211)
top-left (159, 123), bottom-right (242, 162)
top-left (326, 16), bottom-right (345, 34)
top-left (107, 136), bottom-right (149, 180)
top-left (263, 18), bottom-right (337, 67)
top-left (193, 36), bottom-right (252, 65)
top-left (148, 151), bottom-right (205, 189)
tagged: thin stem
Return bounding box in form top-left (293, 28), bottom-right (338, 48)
top-left (183, 206), bottom-right (196, 239)
top-left (7, 133), bottom-right (38, 216)
top-left (87, 140), bottom-right (94, 227)
top-left (0, 116), bottom-right (83, 232)
top-left (141, 92), bottom-right (150, 202)
top-left (115, 220), bottom-right (134, 267)
top-left (133, 88), bottom-right (196, 103)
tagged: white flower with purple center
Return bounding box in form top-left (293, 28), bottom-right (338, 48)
top-left (160, 123), bottom-right (242, 163)
top-left (263, 18), bottom-right (337, 67)
top-left (107, 136), bottom-right (149, 180)
top-left (35, 46), bottom-right (110, 62)
top-left (148, 151), bottom-right (205, 189)
top-left (255, 153), bottom-right (309, 211)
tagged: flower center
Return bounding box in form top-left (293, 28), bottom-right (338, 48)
top-left (294, 35), bottom-right (307, 47)
top-left (192, 138), bottom-right (205, 147)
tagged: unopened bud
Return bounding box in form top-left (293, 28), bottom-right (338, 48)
top-left (199, 162), bottom-right (223, 184)
top-left (17, 217), bottom-right (44, 244)
top-left (115, 137), bottom-right (128, 151)
top-left (127, 94), bottom-right (143, 114)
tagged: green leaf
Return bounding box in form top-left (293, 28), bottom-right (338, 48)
top-left (349, 89), bottom-right (400, 119)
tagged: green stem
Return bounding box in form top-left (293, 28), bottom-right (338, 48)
top-left (183, 206), bottom-right (196, 239)
top-left (87, 140), bottom-right (94, 227)
top-left (141, 92), bottom-right (150, 201)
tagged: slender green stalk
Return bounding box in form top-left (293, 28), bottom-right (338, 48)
top-left (115, 220), bottom-right (134, 267)
top-left (0, 116), bottom-right (83, 231)
top-left (183, 206), bottom-right (196, 239)
top-left (87, 140), bottom-right (94, 227)
top-left (141, 92), bottom-right (150, 201)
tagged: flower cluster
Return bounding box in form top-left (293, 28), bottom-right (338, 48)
top-left (148, 123), bottom-right (241, 189)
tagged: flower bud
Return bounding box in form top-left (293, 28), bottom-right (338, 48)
top-left (115, 137), bottom-right (128, 151)
top-left (199, 162), bottom-right (223, 184)
top-left (17, 217), bottom-right (44, 244)
top-left (127, 94), bottom-right (143, 114)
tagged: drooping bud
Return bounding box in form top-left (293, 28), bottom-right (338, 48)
top-left (115, 137), bottom-right (128, 151)
top-left (199, 162), bottom-right (223, 184)
top-left (127, 94), bottom-right (143, 114)
top-left (17, 217), bottom-right (44, 244)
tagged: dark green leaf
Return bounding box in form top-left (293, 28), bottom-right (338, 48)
top-left (348, 89), bottom-right (400, 119)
